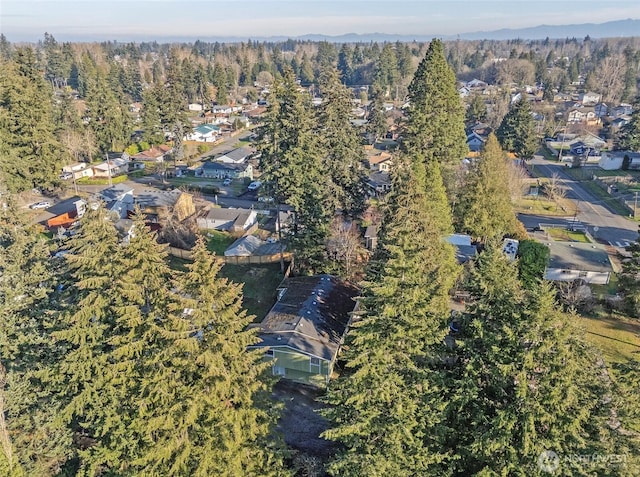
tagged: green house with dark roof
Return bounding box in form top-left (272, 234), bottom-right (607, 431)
top-left (249, 275), bottom-right (359, 388)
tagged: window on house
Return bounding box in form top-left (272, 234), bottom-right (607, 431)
top-left (310, 357), bottom-right (321, 370)
top-left (578, 271), bottom-right (588, 278)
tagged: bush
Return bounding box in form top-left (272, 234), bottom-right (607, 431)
top-left (77, 174), bottom-right (129, 186)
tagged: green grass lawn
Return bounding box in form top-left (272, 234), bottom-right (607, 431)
top-left (546, 228), bottom-right (591, 242)
top-left (579, 181), bottom-right (634, 217)
top-left (514, 197), bottom-right (577, 216)
top-left (579, 313), bottom-right (640, 364)
top-left (205, 230), bottom-right (236, 255)
top-left (219, 262), bottom-right (285, 321)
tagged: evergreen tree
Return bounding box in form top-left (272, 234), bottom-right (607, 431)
top-left (141, 84), bottom-right (166, 144)
top-left (445, 247), bottom-right (637, 475)
top-left (316, 67), bottom-right (368, 217)
top-left (0, 47), bottom-right (63, 192)
top-left (322, 147), bottom-right (459, 475)
top-left (366, 85), bottom-right (388, 143)
top-left (619, 229), bottom-right (640, 317)
top-left (404, 39), bottom-right (468, 195)
top-left (257, 67), bottom-right (330, 272)
top-left (86, 73), bottom-right (131, 152)
top-left (496, 97), bottom-right (538, 159)
top-left (619, 98), bottom-right (640, 152)
top-left (455, 133), bottom-right (519, 240)
top-left (465, 94), bottom-right (487, 124)
top-left (0, 200), bottom-right (73, 475)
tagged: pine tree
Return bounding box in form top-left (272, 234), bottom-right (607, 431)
top-left (316, 67), bottom-right (368, 217)
top-left (496, 96), bottom-right (538, 159)
top-left (366, 85), bottom-right (388, 144)
top-left (141, 84), bottom-right (166, 145)
top-left (86, 73), bottom-right (131, 152)
top-left (404, 39), bottom-right (468, 194)
top-left (455, 133), bottom-right (519, 241)
top-left (322, 147), bottom-right (459, 475)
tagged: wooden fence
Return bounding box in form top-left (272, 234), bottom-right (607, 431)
top-left (167, 245), bottom-right (292, 265)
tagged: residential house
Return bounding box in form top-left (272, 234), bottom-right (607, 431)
top-left (196, 207), bottom-right (258, 234)
top-left (92, 157), bottom-right (129, 178)
top-left (544, 242), bottom-right (613, 285)
top-left (367, 171), bottom-right (392, 196)
top-left (188, 103), bottom-right (204, 111)
top-left (95, 184), bottom-right (135, 219)
top-left (594, 102), bottom-right (608, 118)
top-left (215, 147), bottom-right (253, 164)
top-left (611, 103), bottom-right (633, 118)
top-left (135, 189), bottom-right (195, 223)
top-left (35, 196), bottom-right (86, 230)
top-left (599, 151), bottom-right (640, 170)
top-left (366, 151), bottom-right (393, 172)
top-left (132, 145), bottom-right (172, 162)
top-left (185, 124), bottom-right (220, 142)
top-left (567, 109), bottom-right (586, 123)
top-left (364, 225), bottom-right (378, 251)
top-left (466, 78), bottom-right (487, 89)
top-left (580, 91), bottom-right (601, 105)
top-left (611, 116), bottom-right (632, 130)
top-left (466, 132), bottom-right (486, 152)
top-left (197, 161), bottom-right (253, 180)
top-left (248, 275), bottom-right (359, 387)
top-left (458, 86), bottom-right (471, 98)
top-left (62, 162), bottom-right (94, 180)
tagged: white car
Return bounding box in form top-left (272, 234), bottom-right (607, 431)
top-left (247, 181), bottom-right (262, 191)
top-left (30, 201), bottom-right (51, 210)
top-left (258, 196), bottom-right (274, 203)
top-left (60, 172), bottom-right (73, 180)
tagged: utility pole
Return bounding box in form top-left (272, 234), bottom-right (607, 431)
top-left (634, 191), bottom-right (638, 219)
top-left (105, 152), bottom-right (112, 187)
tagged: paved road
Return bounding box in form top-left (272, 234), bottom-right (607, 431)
top-left (524, 155), bottom-right (638, 247)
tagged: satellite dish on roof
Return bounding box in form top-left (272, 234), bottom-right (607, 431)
top-left (593, 226), bottom-right (599, 232)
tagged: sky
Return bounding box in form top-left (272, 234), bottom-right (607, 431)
top-left (2, 0), bottom-right (640, 42)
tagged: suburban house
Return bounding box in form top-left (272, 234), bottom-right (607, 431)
top-left (580, 91), bottom-right (601, 105)
top-left (544, 242), bottom-right (613, 285)
top-left (197, 161), bottom-right (253, 180)
top-left (186, 124), bottom-right (220, 142)
top-left (611, 116), bottom-right (632, 130)
top-left (367, 171), bottom-right (392, 196)
top-left (248, 275), bottom-right (359, 387)
top-left (188, 103), bottom-right (204, 111)
top-left (611, 103), bottom-right (633, 118)
top-left (599, 151), bottom-right (640, 171)
top-left (367, 151), bottom-right (393, 172)
top-left (215, 146), bottom-right (253, 164)
top-left (62, 162), bottom-right (94, 180)
top-left (135, 189), bottom-right (195, 223)
top-left (466, 132), bottom-right (487, 152)
top-left (364, 225), bottom-right (378, 251)
top-left (92, 157), bottom-right (129, 178)
top-left (594, 102), bottom-right (608, 118)
top-left (35, 196), bottom-right (86, 230)
top-left (196, 207), bottom-right (258, 234)
top-left (95, 184), bottom-right (135, 219)
top-left (132, 145), bottom-right (172, 162)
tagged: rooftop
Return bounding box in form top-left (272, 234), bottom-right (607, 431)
top-left (546, 242), bottom-right (613, 273)
top-left (252, 275), bottom-right (359, 361)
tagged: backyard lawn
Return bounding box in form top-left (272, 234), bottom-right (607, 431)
top-left (579, 313), bottom-right (640, 364)
top-left (206, 230), bottom-right (236, 255)
top-left (219, 262), bottom-right (285, 321)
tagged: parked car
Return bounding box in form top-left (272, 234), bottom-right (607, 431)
top-left (222, 178), bottom-right (232, 186)
top-left (258, 196), bottom-right (274, 203)
top-left (247, 181), bottom-right (262, 191)
top-left (29, 201), bottom-right (51, 210)
top-left (60, 172), bottom-right (73, 180)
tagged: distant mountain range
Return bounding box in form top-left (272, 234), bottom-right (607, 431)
top-left (187, 18), bottom-right (640, 43)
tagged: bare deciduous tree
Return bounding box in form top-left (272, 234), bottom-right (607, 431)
top-left (325, 217), bottom-right (362, 277)
top-left (507, 160), bottom-right (528, 202)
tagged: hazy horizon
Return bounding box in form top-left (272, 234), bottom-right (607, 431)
top-left (2, 1), bottom-right (640, 42)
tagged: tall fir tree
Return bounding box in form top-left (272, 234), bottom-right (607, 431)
top-left (322, 146), bottom-right (459, 475)
top-left (0, 199), bottom-right (73, 475)
top-left (455, 133), bottom-right (519, 241)
top-left (0, 47), bottom-right (63, 192)
top-left (86, 73), bottom-right (131, 152)
top-left (404, 39), bottom-right (468, 195)
top-left (316, 67), bottom-right (368, 217)
top-left (619, 97), bottom-right (640, 151)
top-left (496, 96), bottom-right (538, 159)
